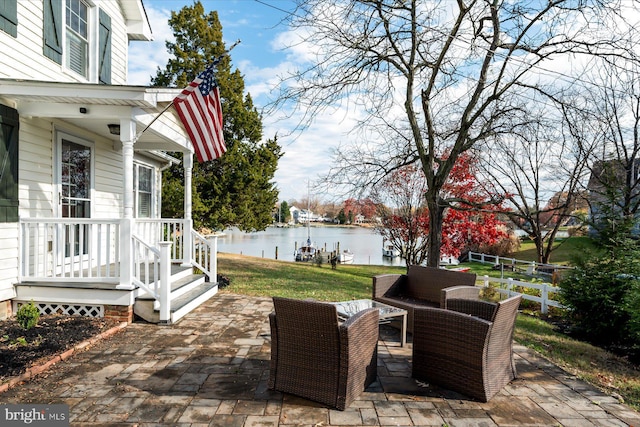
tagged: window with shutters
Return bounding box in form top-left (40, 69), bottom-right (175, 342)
top-left (134, 164), bottom-right (154, 218)
top-left (43, 1), bottom-right (111, 83)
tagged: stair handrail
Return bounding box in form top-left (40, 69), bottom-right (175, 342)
top-left (131, 234), bottom-right (161, 302)
top-left (191, 229), bottom-right (218, 281)
top-left (131, 234), bottom-right (173, 323)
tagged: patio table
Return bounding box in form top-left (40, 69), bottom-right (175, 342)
top-left (331, 299), bottom-right (408, 347)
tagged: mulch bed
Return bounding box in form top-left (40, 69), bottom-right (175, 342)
top-left (0, 315), bottom-right (121, 381)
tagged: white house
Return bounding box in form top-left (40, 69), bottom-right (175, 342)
top-left (0, 0), bottom-right (218, 324)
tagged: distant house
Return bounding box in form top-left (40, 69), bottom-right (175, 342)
top-left (587, 158), bottom-right (640, 236)
top-left (0, 1), bottom-right (219, 324)
top-left (297, 209), bottom-right (314, 223)
top-left (288, 206), bottom-right (299, 224)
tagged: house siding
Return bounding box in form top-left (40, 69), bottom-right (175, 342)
top-left (0, 1), bottom-right (185, 322)
top-left (19, 118), bottom-right (162, 221)
top-left (0, 113), bottom-right (159, 315)
top-left (19, 118), bottom-right (55, 218)
top-left (0, 1), bottom-right (128, 84)
top-left (0, 223), bottom-right (19, 298)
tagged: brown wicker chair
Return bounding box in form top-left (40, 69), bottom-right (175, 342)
top-left (373, 265), bottom-right (479, 333)
top-left (412, 295), bottom-right (522, 402)
top-left (268, 297), bottom-right (379, 410)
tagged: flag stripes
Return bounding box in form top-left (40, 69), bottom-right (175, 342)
top-left (174, 62), bottom-right (226, 162)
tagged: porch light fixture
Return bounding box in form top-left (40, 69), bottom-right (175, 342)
top-left (107, 124), bottom-right (121, 135)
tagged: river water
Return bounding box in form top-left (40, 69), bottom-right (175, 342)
top-left (217, 225), bottom-right (406, 266)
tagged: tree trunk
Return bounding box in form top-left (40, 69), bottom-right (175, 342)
top-left (426, 196), bottom-right (445, 268)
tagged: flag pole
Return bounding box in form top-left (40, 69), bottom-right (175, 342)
top-left (134, 39), bottom-right (241, 141)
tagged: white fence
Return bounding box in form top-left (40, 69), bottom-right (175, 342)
top-left (478, 275), bottom-right (564, 314)
top-left (468, 251), bottom-right (573, 278)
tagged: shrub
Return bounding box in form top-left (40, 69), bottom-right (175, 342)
top-left (479, 233), bottom-right (520, 257)
top-left (560, 256), bottom-right (638, 346)
top-left (16, 301), bottom-right (40, 330)
top-left (559, 212), bottom-right (640, 351)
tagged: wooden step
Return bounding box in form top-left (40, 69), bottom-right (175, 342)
top-left (133, 274), bottom-right (217, 324)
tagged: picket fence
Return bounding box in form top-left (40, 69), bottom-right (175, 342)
top-left (468, 251), bottom-right (572, 277)
top-left (477, 275), bottom-right (564, 314)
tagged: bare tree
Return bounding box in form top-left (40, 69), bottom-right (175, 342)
top-left (476, 102), bottom-right (593, 264)
top-left (371, 165), bottom-right (430, 269)
top-left (579, 60), bottom-right (640, 236)
top-left (273, 0), bottom-right (640, 266)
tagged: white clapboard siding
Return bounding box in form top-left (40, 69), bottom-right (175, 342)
top-left (0, 224), bottom-right (19, 292)
top-left (19, 118), bottom-right (55, 219)
top-left (0, 1), bottom-right (130, 84)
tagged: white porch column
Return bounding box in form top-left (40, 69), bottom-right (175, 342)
top-left (118, 119), bottom-right (136, 289)
top-left (181, 152), bottom-right (193, 267)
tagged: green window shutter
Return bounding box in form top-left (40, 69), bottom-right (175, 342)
top-left (0, 0), bottom-right (18, 37)
top-left (43, 0), bottom-right (62, 64)
top-left (0, 105), bottom-right (19, 223)
top-left (98, 9), bottom-right (111, 84)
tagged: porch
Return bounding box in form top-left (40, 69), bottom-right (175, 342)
top-left (16, 218), bottom-right (220, 324)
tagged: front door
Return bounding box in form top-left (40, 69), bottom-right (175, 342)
top-left (57, 134), bottom-right (92, 258)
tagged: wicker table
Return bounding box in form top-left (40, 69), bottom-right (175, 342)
top-left (332, 299), bottom-right (408, 347)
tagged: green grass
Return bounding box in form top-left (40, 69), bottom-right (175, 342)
top-left (510, 236), bottom-right (597, 265)
top-left (218, 252), bottom-right (640, 410)
top-left (218, 253), bottom-right (404, 301)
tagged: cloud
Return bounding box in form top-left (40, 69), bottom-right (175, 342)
top-left (129, 2), bottom-right (353, 202)
top-left (127, 7), bottom-right (173, 85)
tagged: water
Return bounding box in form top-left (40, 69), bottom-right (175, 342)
top-left (217, 225), bottom-right (405, 266)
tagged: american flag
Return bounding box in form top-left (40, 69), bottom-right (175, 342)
top-left (173, 61), bottom-right (226, 162)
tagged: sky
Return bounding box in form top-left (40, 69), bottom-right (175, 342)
top-left (128, 0), bottom-right (343, 203)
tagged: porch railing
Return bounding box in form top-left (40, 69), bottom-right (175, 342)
top-left (20, 218), bottom-right (219, 323)
top-left (20, 218), bottom-right (120, 282)
top-left (134, 219), bottom-right (185, 263)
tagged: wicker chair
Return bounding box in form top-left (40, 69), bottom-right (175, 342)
top-left (373, 265), bottom-right (479, 333)
top-left (268, 297), bottom-right (379, 410)
top-left (412, 295), bottom-right (522, 402)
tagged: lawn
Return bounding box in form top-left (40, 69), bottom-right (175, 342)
top-left (217, 250), bottom-right (640, 410)
top-left (509, 235), bottom-right (597, 264)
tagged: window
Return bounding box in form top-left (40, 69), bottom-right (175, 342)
top-left (134, 164), bottom-right (154, 218)
top-left (65, 0), bottom-right (88, 78)
top-left (61, 139), bottom-right (91, 219)
top-left (43, 1), bottom-right (111, 83)
top-left (59, 137), bottom-right (92, 257)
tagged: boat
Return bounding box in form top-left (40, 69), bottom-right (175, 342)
top-left (295, 182), bottom-right (317, 262)
top-left (338, 249), bottom-right (354, 264)
top-left (294, 236), bottom-right (318, 261)
top-left (382, 241), bottom-right (400, 258)
top-left (440, 255), bottom-right (460, 265)
top-left (295, 237), bottom-right (317, 262)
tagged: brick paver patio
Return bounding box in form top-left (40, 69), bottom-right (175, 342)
top-left (1, 292), bottom-right (639, 426)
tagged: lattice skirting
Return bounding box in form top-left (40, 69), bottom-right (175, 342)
top-left (13, 301), bottom-right (104, 318)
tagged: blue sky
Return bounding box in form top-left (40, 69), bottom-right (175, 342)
top-left (128, 0), bottom-right (344, 203)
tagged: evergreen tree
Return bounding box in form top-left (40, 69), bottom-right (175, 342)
top-left (153, 2), bottom-right (281, 232)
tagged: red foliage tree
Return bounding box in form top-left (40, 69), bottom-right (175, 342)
top-left (439, 153), bottom-right (508, 257)
top-left (373, 153), bottom-right (507, 267)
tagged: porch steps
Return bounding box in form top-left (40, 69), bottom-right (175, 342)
top-left (133, 267), bottom-right (218, 324)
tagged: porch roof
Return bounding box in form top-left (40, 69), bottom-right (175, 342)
top-left (0, 78), bottom-right (192, 155)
